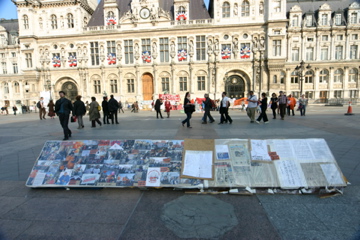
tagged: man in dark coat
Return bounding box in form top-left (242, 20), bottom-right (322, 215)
top-left (108, 95), bottom-right (119, 124)
top-left (154, 98), bottom-right (163, 119)
top-left (55, 91), bottom-right (73, 140)
top-left (102, 96), bottom-right (110, 124)
top-left (202, 93), bottom-right (215, 124)
top-left (73, 95), bottom-right (86, 129)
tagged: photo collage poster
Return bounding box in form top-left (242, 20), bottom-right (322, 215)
top-left (26, 139), bottom-right (203, 188)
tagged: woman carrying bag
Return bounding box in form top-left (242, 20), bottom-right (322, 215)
top-left (181, 92), bottom-right (195, 128)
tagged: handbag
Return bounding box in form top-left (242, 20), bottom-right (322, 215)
top-left (97, 105), bottom-right (101, 111)
top-left (71, 116), bottom-right (77, 122)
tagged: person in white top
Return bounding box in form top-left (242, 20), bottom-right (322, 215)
top-left (218, 92), bottom-right (232, 124)
top-left (246, 91), bottom-right (258, 123)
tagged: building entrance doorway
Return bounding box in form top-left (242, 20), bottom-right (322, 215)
top-left (142, 73), bottom-right (154, 100)
top-left (61, 81), bottom-right (78, 101)
top-left (225, 75), bottom-right (245, 99)
top-left (319, 91), bottom-right (328, 103)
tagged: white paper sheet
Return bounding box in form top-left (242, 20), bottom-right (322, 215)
top-left (290, 139), bottom-right (315, 162)
top-left (182, 150), bottom-right (213, 179)
top-left (145, 167), bottom-right (161, 187)
top-left (309, 139), bottom-right (335, 163)
top-left (251, 140), bottom-right (271, 161)
top-left (267, 139), bottom-right (295, 161)
top-left (320, 163), bottom-right (344, 185)
top-left (215, 145), bottom-right (230, 160)
top-left (275, 160), bottom-right (307, 189)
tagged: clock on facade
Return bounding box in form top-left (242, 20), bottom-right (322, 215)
top-left (140, 8), bottom-right (150, 19)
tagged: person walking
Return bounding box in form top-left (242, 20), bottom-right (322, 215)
top-left (270, 93), bottom-right (278, 119)
top-left (278, 91), bottom-right (287, 120)
top-left (54, 91), bottom-right (73, 140)
top-left (155, 98), bottom-right (163, 119)
top-left (287, 94), bottom-right (296, 116)
top-left (298, 94), bottom-right (308, 116)
top-left (218, 92), bottom-right (232, 124)
top-left (12, 105), bottom-right (18, 115)
top-left (164, 98), bottom-right (172, 118)
top-left (102, 96), bottom-right (110, 124)
top-left (256, 92), bottom-right (269, 124)
top-left (38, 97), bottom-right (46, 119)
top-left (73, 95), bottom-right (86, 129)
top-left (108, 95), bottom-right (119, 124)
top-left (89, 97), bottom-right (102, 128)
top-left (246, 91), bottom-right (258, 123)
top-left (118, 100), bottom-right (124, 113)
top-left (181, 92), bottom-right (194, 128)
top-left (202, 94), bottom-right (215, 124)
top-left (47, 100), bottom-right (56, 119)
top-left (21, 104), bottom-right (27, 114)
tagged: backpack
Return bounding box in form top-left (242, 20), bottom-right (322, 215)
top-left (36, 101), bottom-right (41, 108)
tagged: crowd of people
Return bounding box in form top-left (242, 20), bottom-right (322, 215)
top-left (2, 89), bottom-right (309, 139)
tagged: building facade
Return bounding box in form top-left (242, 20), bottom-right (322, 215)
top-left (1, 0), bottom-right (359, 108)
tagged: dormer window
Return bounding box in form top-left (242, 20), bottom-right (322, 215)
top-left (23, 15), bottom-right (29, 29)
top-left (241, 1), bottom-right (250, 17)
top-left (306, 15), bottom-right (313, 27)
top-left (350, 12), bottom-right (358, 24)
top-left (292, 15), bottom-right (299, 27)
top-left (67, 13), bottom-right (74, 28)
top-left (222, 2), bottom-right (230, 18)
top-left (51, 15), bottom-right (58, 29)
top-left (321, 14), bottom-right (328, 26)
top-left (335, 13), bottom-right (342, 26)
top-left (274, 0), bottom-right (281, 13)
top-left (106, 11), bottom-right (116, 25)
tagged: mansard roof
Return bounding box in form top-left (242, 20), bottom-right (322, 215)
top-left (286, 0), bottom-right (356, 13)
top-left (88, 0), bottom-right (210, 27)
top-left (0, 19), bottom-right (19, 34)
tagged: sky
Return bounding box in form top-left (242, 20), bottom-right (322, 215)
top-left (0, 0), bottom-right (210, 20)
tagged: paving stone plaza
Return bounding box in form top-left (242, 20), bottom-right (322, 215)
top-left (0, 106), bottom-right (359, 240)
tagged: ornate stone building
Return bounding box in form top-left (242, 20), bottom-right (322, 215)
top-left (0, 0), bottom-right (359, 108)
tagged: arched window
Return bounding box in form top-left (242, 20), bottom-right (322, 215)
top-left (319, 69), bottom-right (329, 83)
top-left (67, 13), bottom-right (74, 28)
top-left (280, 71), bottom-right (285, 83)
top-left (305, 70), bottom-right (313, 83)
top-left (350, 12), bottom-right (358, 24)
top-left (14, 82), bottom-right (20, 93)
top-left (273, 75), bottom-right (277, 83)
top-left (4, 83), bottom-right (9, 94)
top-left (51, 15), bottom-right (58, 29)
top-left (334, 69), bottom-right (343, 83)
top-left (178, 6), bottom-right (186, 14)
top-left (349, 68), bottom-right (358, 82)
top-left (94, 80), bottom-right (101, 94)
top-left (222, 2), bottom-right (230, 18)
top-left (107, 11), bottom-right (114, 18)
top-left (291, 71), bottom-right (299, 84)
top-left (241, 0), bottom-right (250, 17)
top-left (23, 15), bottom-right (29, 29)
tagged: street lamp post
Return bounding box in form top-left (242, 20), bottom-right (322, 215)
top-left (295, 60), bottom-right (311, 96)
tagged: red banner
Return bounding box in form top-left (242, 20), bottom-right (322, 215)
top-left (159, 94), bottom-right (181, 102)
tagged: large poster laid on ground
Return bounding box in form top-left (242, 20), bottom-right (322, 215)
top-left (26, 139), bottom-right (346, 190)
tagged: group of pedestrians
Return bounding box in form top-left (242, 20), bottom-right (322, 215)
top-left (179, 90), bottom-right (309, 128)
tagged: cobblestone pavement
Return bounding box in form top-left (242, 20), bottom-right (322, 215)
top-left (0, 105), bottom-right (359, 240)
